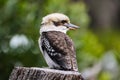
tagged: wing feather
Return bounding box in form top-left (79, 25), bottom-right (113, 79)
top-left (40, 31), bottom-right (78, 71)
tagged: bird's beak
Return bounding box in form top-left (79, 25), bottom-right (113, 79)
top-left (64, 23), bottom-right (79, 30)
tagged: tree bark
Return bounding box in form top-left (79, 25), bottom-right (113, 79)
top-left (9, 67), bottom-right (84, 80)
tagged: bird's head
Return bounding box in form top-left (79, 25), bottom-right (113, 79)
top-left (40, 13), bottom-right (79, 34)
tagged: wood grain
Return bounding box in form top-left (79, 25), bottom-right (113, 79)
top-left (9, 67), bottom-right (84, 80)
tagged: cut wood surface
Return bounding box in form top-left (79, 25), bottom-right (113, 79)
top-left (9, 67), bottom-right (84, 80)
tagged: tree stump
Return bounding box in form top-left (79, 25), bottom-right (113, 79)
top-left (9, 67), bottom-right (84, 80)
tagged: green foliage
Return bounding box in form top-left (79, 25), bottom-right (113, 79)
top-left (44, 0), bottom-right (68, 13)
top-left (68, 2), bottom-right (90, 28)
top-left (99, 72), bottom-right (111, 80)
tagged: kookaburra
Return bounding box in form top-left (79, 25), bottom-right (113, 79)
top-left (38, 13), bottom-right (79, 71)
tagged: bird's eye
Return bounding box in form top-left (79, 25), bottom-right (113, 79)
top-left (61, 20), bottom-right (67, 24)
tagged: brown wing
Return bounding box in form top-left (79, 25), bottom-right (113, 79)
top-left (41, 31), bottom-right (78, 71)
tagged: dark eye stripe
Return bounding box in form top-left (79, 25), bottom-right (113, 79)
top-left (53, 20), bottom-right (67, 26)
top-left (53, 21), bottom-right (61, 26)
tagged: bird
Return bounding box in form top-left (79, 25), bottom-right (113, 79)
top-left (38, 13), bottom-right (79, 71)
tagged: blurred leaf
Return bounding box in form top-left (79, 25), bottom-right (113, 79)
top-left (99, 72), bottom-right (111, 80)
